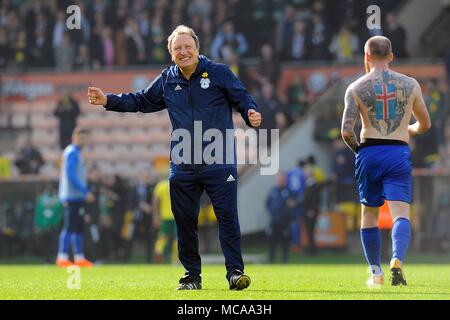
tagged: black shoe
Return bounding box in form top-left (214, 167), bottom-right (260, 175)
top-left (176, 274), bottom-right (202, 290)
top-left (229, 270), bottom-right (251, 290)
top-left (390, 259), bottom-right (407, 286)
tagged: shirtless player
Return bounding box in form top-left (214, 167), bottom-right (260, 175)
top-left (341, 36), bottom-right (431, 287)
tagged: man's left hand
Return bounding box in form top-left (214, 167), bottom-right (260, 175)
top-left (248, 109), bottom-right (262, 127)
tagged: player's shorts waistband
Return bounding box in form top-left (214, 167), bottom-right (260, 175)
top-left (359, 138), bottom-right (408, 150)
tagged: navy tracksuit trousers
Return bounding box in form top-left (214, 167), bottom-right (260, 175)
top-left (169, 167), bottom-right (244, 280)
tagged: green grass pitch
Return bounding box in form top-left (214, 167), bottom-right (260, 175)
top-left (1, 259), bottom-right (449, 300)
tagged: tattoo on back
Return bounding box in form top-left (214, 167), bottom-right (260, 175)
top-left (354, 70), bottom-right (415, 136)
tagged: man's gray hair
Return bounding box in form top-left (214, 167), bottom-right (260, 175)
top-left (167, 25), bottom-right (200, 54)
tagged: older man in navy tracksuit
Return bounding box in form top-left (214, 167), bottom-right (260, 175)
top-left (88, 25), bottom-right (262, 290)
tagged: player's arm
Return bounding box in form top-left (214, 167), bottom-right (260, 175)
top-left (408, 80), bottom-right (431, 137)
top-left (341, 86), bottom-right (360, 154)
top-left (87, 74), bottom-right (167, 113)
top-left (222, 65), bottom-right (261, 128)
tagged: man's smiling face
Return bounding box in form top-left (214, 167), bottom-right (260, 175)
top-left (171, 33), bottom-right (199, 70)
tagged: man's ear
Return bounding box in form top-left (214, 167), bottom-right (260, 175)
top-left (388, 52), bottom-right (394, 63)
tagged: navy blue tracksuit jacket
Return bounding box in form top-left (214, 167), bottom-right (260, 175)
top-left (104, 55), bottom-right (258, 280)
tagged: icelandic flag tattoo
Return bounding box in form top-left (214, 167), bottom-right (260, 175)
top-left (374, 83), bottom-right (397, 120)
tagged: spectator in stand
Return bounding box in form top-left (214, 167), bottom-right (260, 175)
top-left (111, 0), bottom-right (129, 32)
top-left (148, 13), bottom-right (167, 64)
top-left (332, 139), bottom-right (358, 206)
top-left (137, 9), bottom-right (151, 38)
top-left (103, 174), bottom-right (128, 261)
top-left (329, 23), bottom-right (359, 61)
top-left (266, 173), bottom-right (296, 264)
top-left (114, 31), bottom-right (128, 66)
top-left (285, 74), bottom-right (311, 119)
top-left (213, 0), bottom-right (227, 27)
top-left (24, 0), bottom-right (52, 40)
top-left (8, 29), bottom-right (27, 69)
top-left (286, 159), bottom-right (307, 253)
top-left (410, 80), bottom-right (440, 168)
top-left (306, 14), bottom-right (330, 61)
top-left (257, 81), bottom-right (280, 133)
top-left (53, 92), bottom-right (80, 150)
top-left (130, 0), bottom-right (149, 21)
top-left (211, 20), bottom-right (249, 61)
top-left (275, 92), bottom-right (293, 132)
top-left (257, 81), bottom-right (292, 133)
top-left (98, 178), bottom-right (114, 262)
top-left (54, 32), bottom-right (75, 71)
top-left (0, 1), bottom-right (11, 28)
top-left (90, 0), bottom-right (106, 18)
top-left (277, 4), bottom-right (297, 56)
top-left (14, 134), bottom-right (44, 175)
top-left (332, 138), bottom-right (360, 246)
top-left (283, 20), bottom-right (308, 61)
top-left (302, 155), bottom-right (326, 256)
top-left (0, 150), bottom-right (12, 178)
top-left (169, 8), bottom-right (185, 34)
top-left (256, 43), bottom-right (281, 88)
top-left (74, 43), bottom-right (91, 71)
top-left (334, 0), bottom-right (366, 33)
top-left (153, 177), bottom-right (177, 264)
top-left (221, 45), bottom-right (249, 87)
top-left (199, 19), bottom-right (214, 58)
top-left (426, 80), bottom-right (448, 147)
top-left (383, 12), bottom-right (408, 58)
top-left (101, 26), bottom-right (115, 69)
top-left (236, 0), bottom-right (273, 54)
top-left (51, 11), bottom-right (66, 51)
top-left (152, 0), bottom-right (168, 14)
top-left (6, 10), bottom-right (21, 41)
top-left (187, 0), bottom-right (212, 22)
top-left (34, 183), bottom-right (63, 263)
top-left (29, 23), bottom-right (53, 67)
top-left (126, 171), bottom-right (155, 263)
top-left (89, 13), bottom-right (104, 69)
top-left (0, 27), bottom-right (7, 68)
top-left (84, 165), bottom-right (102, 263)
top-left (189, 13), bottom-right (203, 40)
top-left (125, 18), bottom-right (146, 65)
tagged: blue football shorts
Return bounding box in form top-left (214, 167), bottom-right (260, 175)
top-left (355, 145), bottom-right (412, 207)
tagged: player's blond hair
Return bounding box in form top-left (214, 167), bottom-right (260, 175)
top-left (72, 127), bottom-right (89, 136)
top-left (364, 36), bottom-right (392, 59)
top-left (167, 25), bottom-right (200, 54)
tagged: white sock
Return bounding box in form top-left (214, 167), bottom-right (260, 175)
top-left (74, 254), bottom-right (85, 262)
top-left (57, 253), bottom-right (69, 261)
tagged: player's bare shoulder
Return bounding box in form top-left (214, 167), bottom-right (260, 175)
top-left (351, 70), bottom-right (416, 136)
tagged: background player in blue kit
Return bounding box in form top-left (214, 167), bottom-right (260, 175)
top-left (87, 25), bottom-right (262, 290)
top-left (56, 128), bottom-right (95, 268)
top-left (286, 159), bottom-right (307, 252)
top-left (341, 36), bottom-right (431, 287)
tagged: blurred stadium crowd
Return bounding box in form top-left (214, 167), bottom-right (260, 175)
top-left (0, 0), bottom-right (403, 71)
top-left (1, 0), bottom-right (450, 262)
top-left (0, 0), bottom-right (407, 131)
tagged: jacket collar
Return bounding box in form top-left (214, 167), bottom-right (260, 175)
top-left (167, 55), bottom-right (209, 84)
